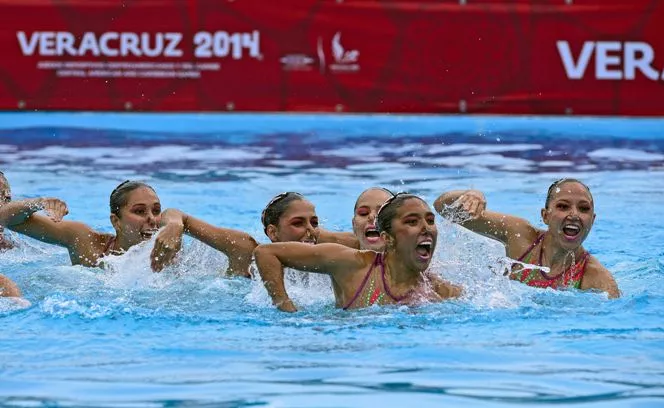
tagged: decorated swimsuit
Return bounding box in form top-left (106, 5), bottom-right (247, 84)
top-left (510, 233), bottom-right (589, 289)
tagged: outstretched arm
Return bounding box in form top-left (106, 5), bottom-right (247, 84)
top-left (318, 229), bottom-right (360, 249)
top-left (2, 198), bottom-right (88, 248)
top-left (254, 242), bottom-right (364, 312)
top-left (0, 197), bottom-right (68, 226)
top-left (433, 189), bottom-right (532, 246)
top-left (154, 209), bottom-right (258, 276)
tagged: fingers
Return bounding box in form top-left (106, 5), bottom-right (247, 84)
top-left (150, 238), bottom-right (181, 272)
top-left (150, 245), bottom-right (172, 272)
top-left (150, 228), bottom-right (183, 271)
top-left (453, 192), bottom-right (486, 219)
top-left (40, 198), bottom-right (69, 222)
top-left (467, 198), bottom-right (485, 218)
top-left (150, 244), bottom-right (177, 272)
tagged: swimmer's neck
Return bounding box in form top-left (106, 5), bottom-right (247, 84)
top-left (541, 234), bottom-right (585, 266)
top-left (382, 251), bottom-right (423, 289)
top-left (112, 235), bottom-right (136, 254)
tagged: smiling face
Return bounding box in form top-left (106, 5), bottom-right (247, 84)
top-left (352, 188), bottom-right (393, 251)
top-left (541, 181), bottom-right (595, 250)
top-left (110, 186), bottom-right (162, 248)
top-left (266, 199), bottom-right (320, 244)
top-left (382, 197), bottom-right (438, 272)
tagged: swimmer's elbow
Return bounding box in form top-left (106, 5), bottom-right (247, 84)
top-left (252, 244), bottom-right (267, 259)
top-left (244, 234), bottom-right (259, 250)
top-left (253, 244), bottom-right (277, 263)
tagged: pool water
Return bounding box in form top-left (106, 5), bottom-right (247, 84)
top-left (1, 113), bottom-right (663, 407)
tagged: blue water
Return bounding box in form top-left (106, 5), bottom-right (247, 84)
top-left (1, 113), bottom-right (663, 407)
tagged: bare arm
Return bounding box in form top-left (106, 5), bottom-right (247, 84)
top-left (0, 197), bottom-right (68, 226)
top-left (151, 209), bottom-right (186, 272)
top-left (581, 257), bottom-right (621, 299)
top-left (0, 274), bottom-right (21, 298)
top-left (319, 229), bottom-right (360, 249)
top-left (254, 242), bottom-right (365, 312)
top-left (427, 273), bottom-right (463, 300)
top-left (433, 189), bottom-right (534, 246)
top-left (155, 209), bottom-right (258, 276)
top-left (3, 198), bottom-right (94, 249)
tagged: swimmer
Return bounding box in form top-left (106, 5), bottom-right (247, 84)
top-left (260, 187), bottom-right (393, 250)
top-left (260, 191), bottom-right (357, 247)
top-left (0, 180), bottom-right (257, 275)
top-left (433, 179), bottom-right (620, 298)
top-left (349, 187), bottom-right (394, 251)
top-left (255, 193), bottom-right (463, 311)
top-left (257, 187), bottom-right (393, 296)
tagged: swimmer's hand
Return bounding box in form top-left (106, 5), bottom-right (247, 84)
top-left (451, 190), bottom-right (486, 220)
top-left (275, 298), bottom-right (297, 313)
top-left (151, 222), bottom-right (183, 272)
top-left (35, 198), bottom-right (69, 222)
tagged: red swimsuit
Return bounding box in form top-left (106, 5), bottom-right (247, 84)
top-left (511, 234), bottom-right (589, 289)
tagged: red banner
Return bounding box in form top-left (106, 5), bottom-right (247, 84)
top-left (1, 0), bottom-right (663, 115)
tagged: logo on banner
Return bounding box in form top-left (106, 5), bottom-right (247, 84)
top-left (557, 40), bottom-right (664, 81)
top-left (280, 54), bottom-right (315, 71)
top-left (317, 32), bottom-right (360, 74)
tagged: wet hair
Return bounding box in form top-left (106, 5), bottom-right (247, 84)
top-left (545, 178), bottom-right (593, 208)
top-left (376, 192), bottom-right (428, 235)
top-left (261, 192), bottom-right (306, 233)
top-left (354, 187), bottom-right (394, 210)
top-left (109, 180), bottom-right (156, 217)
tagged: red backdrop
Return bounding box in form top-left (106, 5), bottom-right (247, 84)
top-left (1, 0), bottom-right (663, 115)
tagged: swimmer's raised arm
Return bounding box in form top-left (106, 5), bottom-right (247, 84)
top-left (0, 197), bottom-right (68, 225)
top-left (157, 208), bottom-right (258, 277)
top-left (318, 229), bottom-right (360, 249)
top-left (434, 189), bottom-right (534, 246)
top-left (254, 242), bottom-right (366, 312)
top-left (1, 198), bottom-right (96, 249)
top-left (150, 209), bottom-right (186, 272)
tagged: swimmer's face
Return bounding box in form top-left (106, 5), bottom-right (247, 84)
top-left (352, 189), bottom-right (392, 251)
top-left (111, 187), bottom-right (161, 247)
top-left (266, 200), bottom-right (319, 244)
top-left (382, 198), bottom-right (437, 272)
top-left (542, 181), bottom-right (595, 249)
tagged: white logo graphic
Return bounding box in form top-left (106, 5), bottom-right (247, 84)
top-left (317, 32), bottom-right (360, 74)
top-left (557, 40), bottom-right (664, 80)
top-left (280, 54), bottom-right (315, 71)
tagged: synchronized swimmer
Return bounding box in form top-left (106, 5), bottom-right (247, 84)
top-left (0, 174), bottom-right (621, 306)
top-left (434, 178), bottom-right (620, 298)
